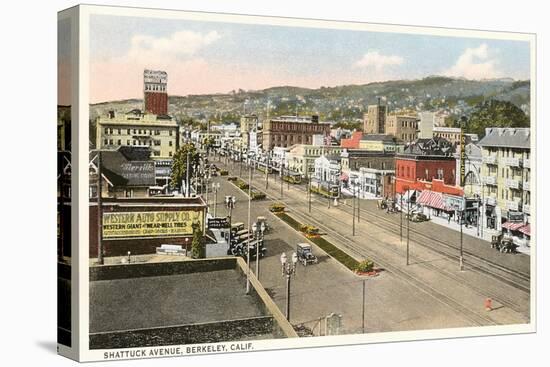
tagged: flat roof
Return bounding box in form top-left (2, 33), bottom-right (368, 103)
top-left (90, 269), bottom-right (266, 333)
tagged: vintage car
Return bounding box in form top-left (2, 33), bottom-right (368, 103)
top-left (296, 243), bottom-right (318, 266)
top-left (256, 216), bottom-right (271, 233)
top-left (406, 212), bottom-right (428, 222)
top-left (491, 233), bottom-right (518, 253)
top-left (269, 203), bottom-right (286, 213)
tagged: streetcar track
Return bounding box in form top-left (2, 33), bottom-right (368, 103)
top-left (220, 164), bottom-right (529, 323)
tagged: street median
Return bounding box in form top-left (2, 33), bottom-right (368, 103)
top-left (274, 211), bottom-right (360, 272)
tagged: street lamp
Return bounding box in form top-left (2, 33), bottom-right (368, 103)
top-left (212, 182), bottom-right (220, 217)
top-left (252, 219), bottom-right (266, 281)
top-left (225, 195), bottom-right (236, 263)
top-left (280, 252), bottom-right (298, 321)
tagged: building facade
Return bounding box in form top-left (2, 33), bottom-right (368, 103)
top-left (433, 126), bottom-right (462, 146)
top-left (262, 115), bottom-right (331, 150)
top-left (394, 137), bottom-right (462, 195)
top-left (96, 109), bottom-right (178, 160)
top-left (385, 114), bottom-right (419, 143)
top-left (359, 134), bottom-right (405, 152)
top-left (143, 69), bottom-right (168, 115)
top-left (478, 128), bottom-right (531, 231)
top-left (287, 144), bottom-right (342, 176)
top-left (363, 103), bottom-right (387, 134)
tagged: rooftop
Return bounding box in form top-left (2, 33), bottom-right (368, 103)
top-left (361, 134), bottom-right (404, 143)
top-left (478, 127), bottom-right (530, 149)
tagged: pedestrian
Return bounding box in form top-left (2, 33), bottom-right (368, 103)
top-left (448, 214), bottom-right (451, 224)
top-left (484, 298), bottom-right (493, 311)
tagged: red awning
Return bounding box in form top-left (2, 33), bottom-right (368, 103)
top-left (417, 190), bottom-right (448, 211)
top-left (518, 224), bottom-right (531, 236)
top-left (502, 221), bottom-right (524, 231)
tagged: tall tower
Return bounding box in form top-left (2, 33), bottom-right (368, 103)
top-left (363, 98), bottom-right (386, 134)
top-left (143, 69), bottom-right (168, 115)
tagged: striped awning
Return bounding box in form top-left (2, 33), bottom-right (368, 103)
top-left (502, 221), bottom-right (524, 231)
top-left (417, 190), bottom-right (448, 211)
top-left (518, 224), bottom-right (531, 236)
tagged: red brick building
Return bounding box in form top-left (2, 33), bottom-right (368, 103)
top-left (143, 69), bottom-right (168, 115)
top-left (395, 138), bottom-right (463, 196)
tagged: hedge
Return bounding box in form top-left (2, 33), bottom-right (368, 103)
top-left (275, 212), bottom-right (359, 271)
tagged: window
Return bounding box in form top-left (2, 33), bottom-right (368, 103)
top-left (104, 139), bottom-right (108, 145)
top-left (127, 129), bottom-right (130, 135)
top-left (126, 140), bottom-right (130, 145)
top-left (105, 128), bottom-right (109, 134)
top-left (117, 139), bottom-right (121, 145)
top-left (169, 151), bottom-right (173, 157)
top-left (169, 130), bottom-right (173, 136)
top-left (437, 169), bottom-right (443, 180)
top-left (169, 141), bottom-right (173, 147)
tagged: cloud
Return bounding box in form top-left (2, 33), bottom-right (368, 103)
top-left (443, 44), bottom-right (502, 80)
top-left (126, 30), bottom-right (221, 64)
top-left (354, 50), bottom-right (404, 71)
top-left (90, 30), bottom-right (222, 102)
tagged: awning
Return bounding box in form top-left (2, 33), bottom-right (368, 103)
top-left (518, 224), bottom-right (531, 236)
top-left (340, 173), bottom-right (349, 181)
top-left (502, 221), bottom-right (524, 231)
top-left (417, 190), bottom-right (449, 211)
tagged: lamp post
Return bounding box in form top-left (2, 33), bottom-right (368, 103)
top-left (252, 220), bottom-right (266, 281)
top-left (212, 182), bottom-right (220, 217)
top-left (280, 252), bottom-right (298, 321)
top-left (280, 162), bottom-right (284, 198)
top-left (308, 173), bottom-right (312, 213)
top-left (265, 151), bottom-right (270, 190)
top-left (225, 195), bottom-right (236, 265)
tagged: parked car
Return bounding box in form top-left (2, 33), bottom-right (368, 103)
top-left (296, 243), bottom-right (318, 266)
top-left (491, 233), bottom-right (518, 253)
top-left (406, 212), bottom-right (428, 222)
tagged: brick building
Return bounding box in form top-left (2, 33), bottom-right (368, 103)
top-left (395, 137), bottom-right (462, 195)
top-left (262, 115), bottom-right (331, 150)
top-left (143, 69), bottom-right (168, 115)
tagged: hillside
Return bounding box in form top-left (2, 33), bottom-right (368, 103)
top-left (90, 76), bottom-right (530, 125)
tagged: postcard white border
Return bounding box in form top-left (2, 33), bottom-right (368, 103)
top-left (66, 4), bottom-right (536, 362)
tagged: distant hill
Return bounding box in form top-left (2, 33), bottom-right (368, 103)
top-left (90, 76), bottom-right (530, 125)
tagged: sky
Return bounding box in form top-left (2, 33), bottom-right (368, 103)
top-left (87, 14), bottom-right (531, 104)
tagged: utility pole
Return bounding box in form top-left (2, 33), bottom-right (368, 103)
top-left (280, 162), bottom-right (284, 198)
top-left (460, 210), bottom-right (464, 271)
top-left (362, 279), bottom-right (366, 333)
top-left (97, 151), bottom-right (103, 265)
top-left (352, 185), bottom-right (356, 236)
top-left (186, 151), bottom-right (190, 197)
top-left (406, 195), bottom-right (410, 266)
top-left (357, 183), bottom-right (361, 223)
top-left (265, 152), bottom-right (269, 190)
top-left (247, 165), bottom-right (252, 294)
top-left (400, 192), bottom-right (403, 243)
top-left (308, 174), bottom-right (312, 213)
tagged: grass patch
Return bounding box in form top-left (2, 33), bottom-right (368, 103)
top-left (276, 212), bottom-right (359, 271)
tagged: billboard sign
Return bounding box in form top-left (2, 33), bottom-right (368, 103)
top-left (102, 210), bottom-right (202, 238)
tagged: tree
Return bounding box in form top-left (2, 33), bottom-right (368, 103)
top-left (466, 100), bottom-right (529, 137)
top-left (191, 221), bottom-right (205, 259)
top-left (170, 143), bottom-right (200, 191)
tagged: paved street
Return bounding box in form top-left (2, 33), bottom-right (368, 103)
top-left (205, 157), bottom-right (530, 334)
top-left (205, 167), bottom-right (517, 335)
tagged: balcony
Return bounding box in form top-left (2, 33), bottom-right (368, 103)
top-left (523, 181), bottom-right (530, 191)
top-left (506, 200), bottom-right (520, 211)
top-left (482, 155), bottom-right (497, 165)
top-left (504, 157), bottom-right (521, 167)
top-left (505, 178), bottom-right (522, 190)
top-left (483, 176), bottom-right (497, 185)
top-left (523, 158), bottom-right (530, 169)
top-left (485, 197), bottom-right (497, 206)
top-left (523, 204), bottom-right (530, 214)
